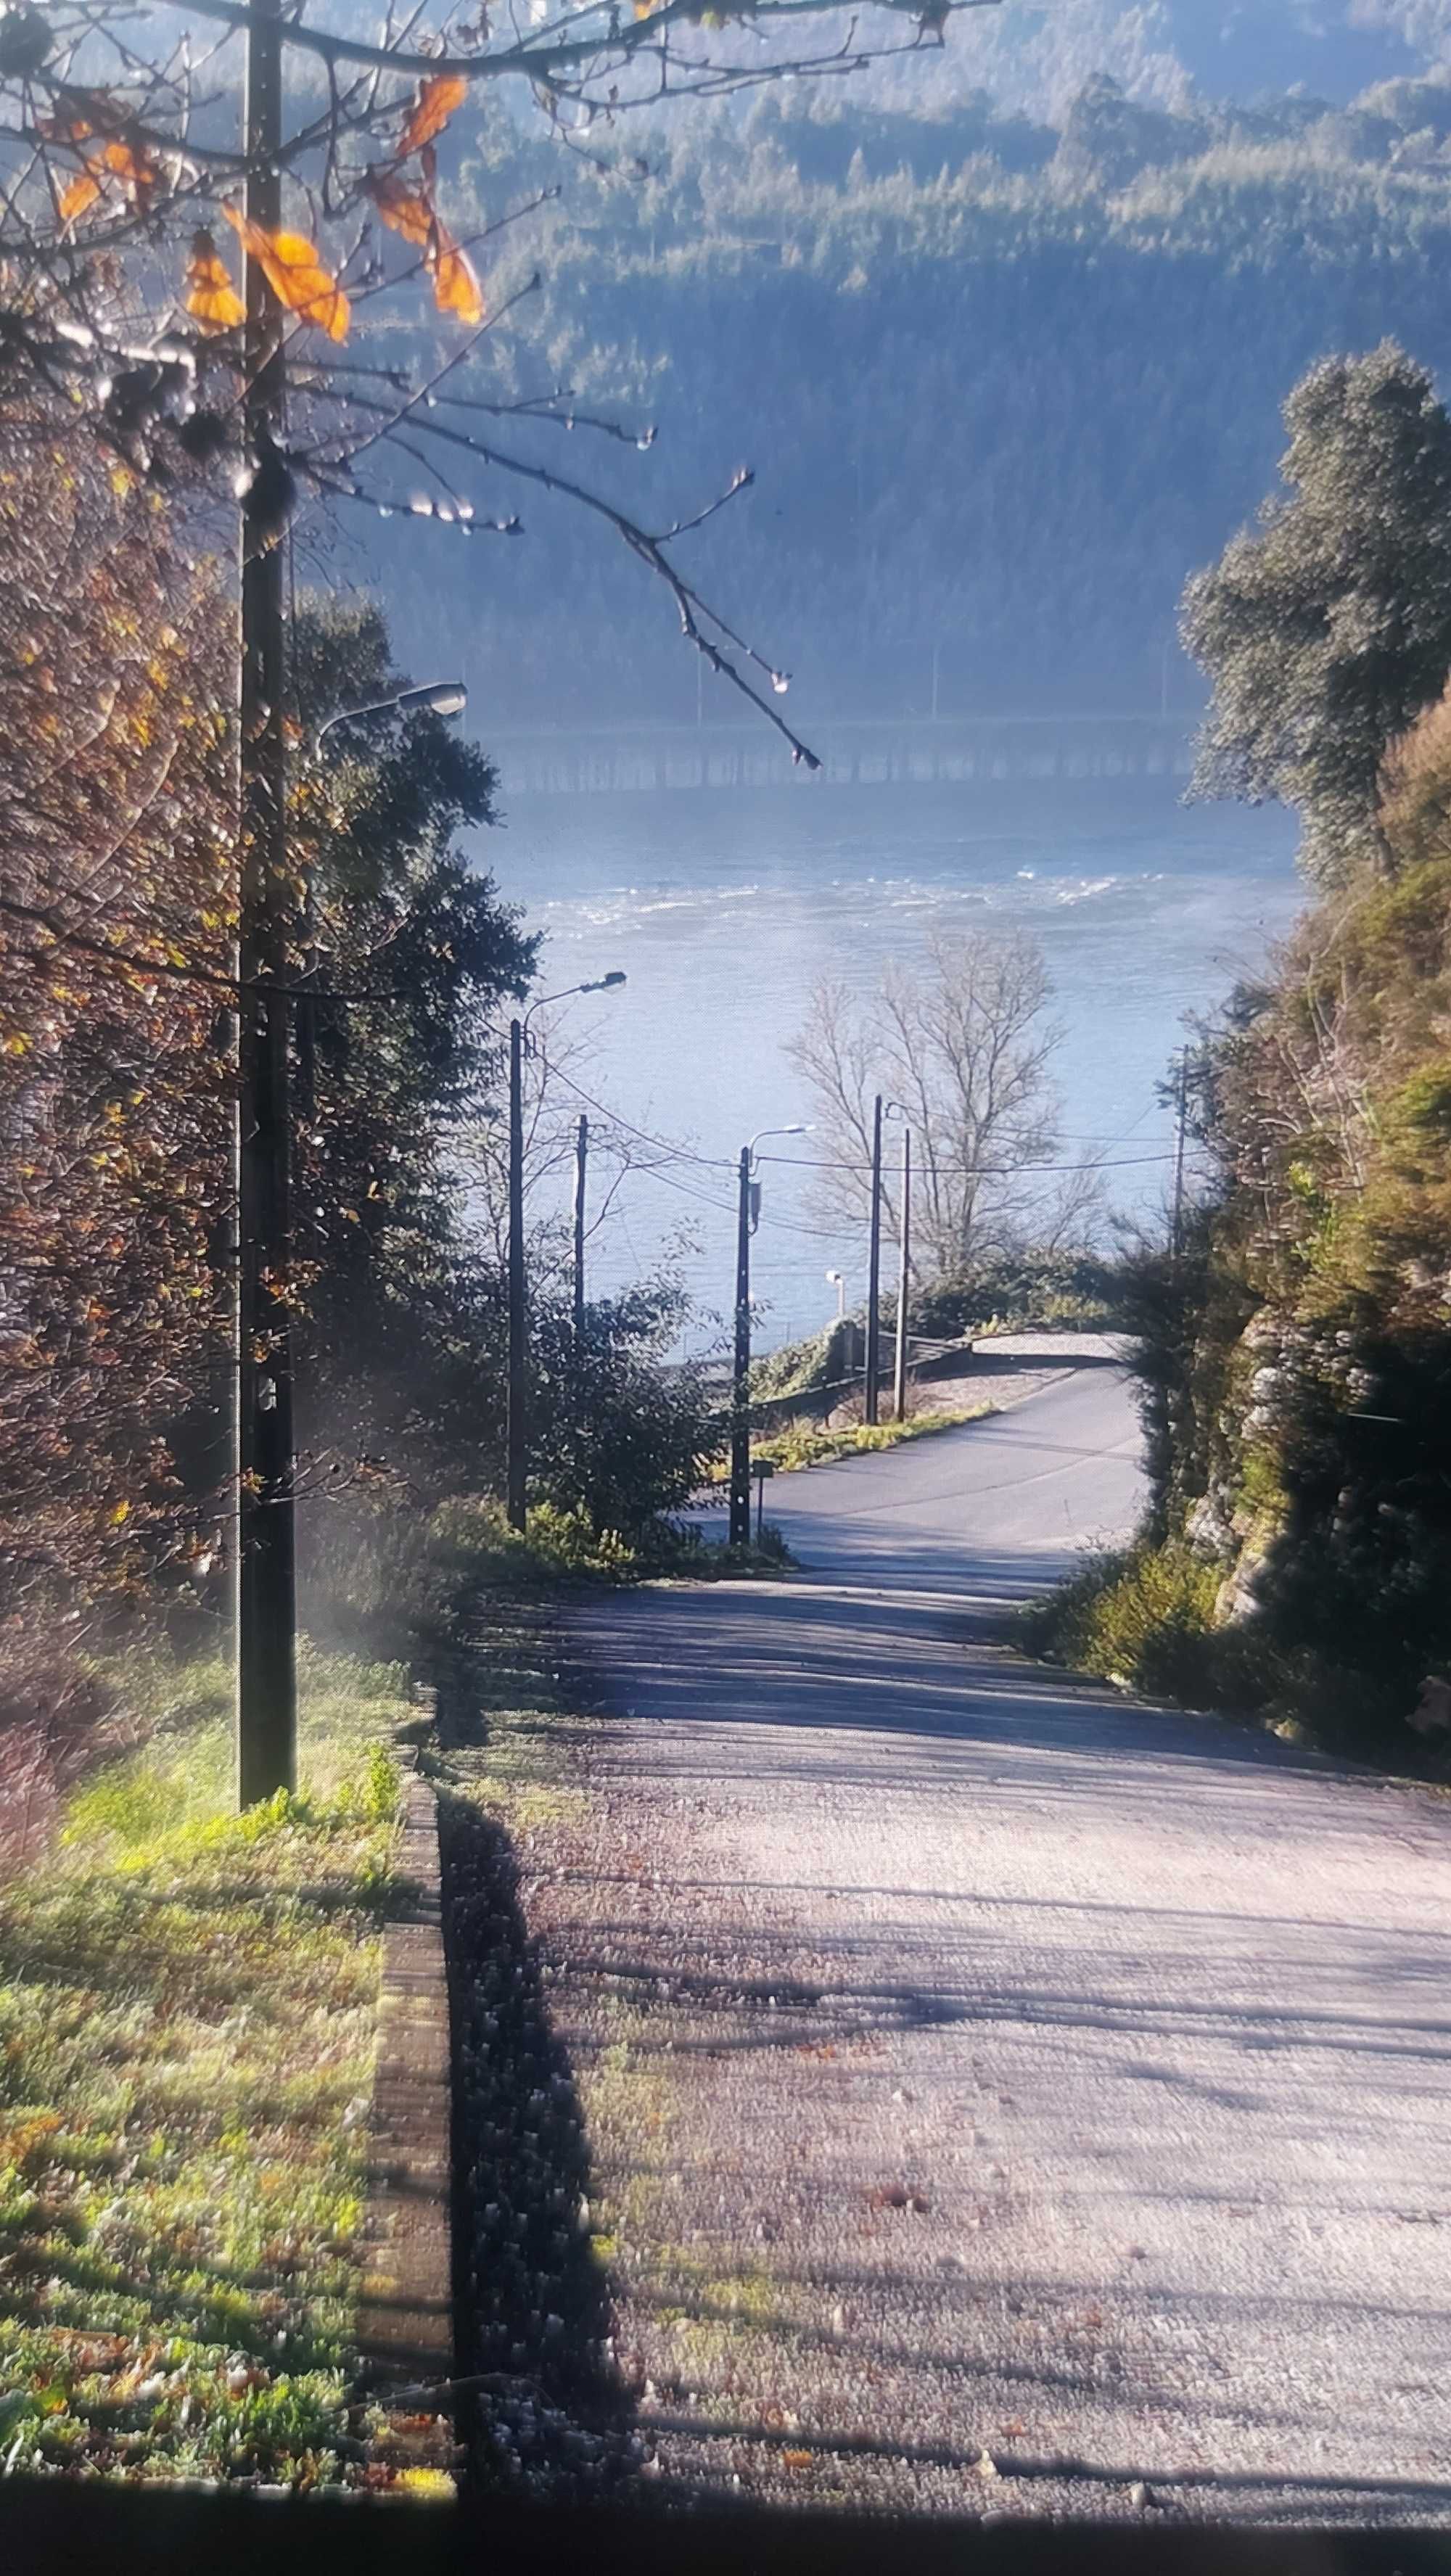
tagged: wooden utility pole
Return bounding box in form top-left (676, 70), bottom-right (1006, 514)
top-left (863, 1092), bottom-right (883, 1425)
top-left (893, 1124), bottom-right (911, 1423)
top-left (237, 0), bottom-right (297, 1806)
top-left (1171, 1046), bottom-right (1189, 1263)
top-left (506, 1016), bottom-right (527, 1531)
top-left (729, 1145), bottom-right (753, 1548)
top-left (573, 1113), bottom-right (588, 1342)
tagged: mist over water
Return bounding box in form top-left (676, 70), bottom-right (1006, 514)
top-left (481, 775), bottom-right (1302, 1351)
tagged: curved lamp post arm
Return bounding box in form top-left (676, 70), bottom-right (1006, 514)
top-left (314, 678), bottom-right (467, 755)
top-left (748, 1120), bottom-right (810, 1169)
top-left (521, 969), bottom-right (626, 1044)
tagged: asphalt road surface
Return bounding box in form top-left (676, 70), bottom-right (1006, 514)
top-left (551, 1367), bottom-right (1451, 2525)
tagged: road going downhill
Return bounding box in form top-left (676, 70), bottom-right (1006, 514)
top-left (544, 1366), bottom-right (1451, 2524)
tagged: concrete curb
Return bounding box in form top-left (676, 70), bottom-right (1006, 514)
top-left (356, 1742), bottom-right (457, 2491)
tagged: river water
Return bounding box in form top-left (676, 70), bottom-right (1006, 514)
top-left (480, 774), bottom-right (1302, 1352)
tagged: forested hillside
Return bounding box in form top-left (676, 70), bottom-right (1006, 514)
top-left (342, 55), bottom-right (1451, 728)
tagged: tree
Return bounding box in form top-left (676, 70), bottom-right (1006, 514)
top-left (788, 929), bottom-right (1098, 1278)
top-left (1182, 342), bottom-right (1451, 885)
top-left (0, 0), bottom-right (1000, 754)
top-left (0, 413), bottom-right (234, 1611)
top-left (287, 596), bottom-right (536, 1490)
top-left (455, 1010), bottom-right (647, 1277)
top-left (529, 1276), bottom-right (715, 1539)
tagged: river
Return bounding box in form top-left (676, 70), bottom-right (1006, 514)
top-left (480, 773), bottom-right (1302, 1352)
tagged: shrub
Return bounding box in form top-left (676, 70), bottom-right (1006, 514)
top-left (911, 1254), bottom-right (1121, 1342)
top-left (1023, 1542), bottom-right (1221, 1703)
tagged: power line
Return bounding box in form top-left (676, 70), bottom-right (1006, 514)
top-left (753, 1149), bottom-right (1175, 1177)
top-left (540, 1058), bottom-right (1172, 1184)
top-left (628, 1160), bottom-right (739, 1219)
top-left (536, 1056), bottom-right (1174, 1220)
top-left (540, 1062), bottom-right (733, 1171)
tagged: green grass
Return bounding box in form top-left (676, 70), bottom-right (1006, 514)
top-left (1019, 1542), bottom-right (1222, 1704)
top-left (0, 1645), bottom-right (414, 2487)
top-left (707, 1405), bottom-right (994, 1483)
top-left (1020, 1540), bottom-right (1451, 1770)
top-left (65, 1638), bottom-right (414, 1843)
top-left (305, 1492), bottom-right (788, 1644)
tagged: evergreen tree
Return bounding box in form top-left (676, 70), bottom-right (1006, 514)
top-left (1183, 344), bottom-right (1451, 884)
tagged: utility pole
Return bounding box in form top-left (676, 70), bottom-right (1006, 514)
top-left (729, 1144), bottom-right (753, 1549)
top-left (573, 1113), bottom-right (588, 1343)
top-left (506, 1016), bottom-right (527, 1531)
top-left (893, 1124), bottom-right (911, 1423)
top-left (506, 974), bottom-right (623, 1531)
top-left (1171, 1045), bottom-right (1189, 1263)
top-left (863, 1092), bottom-right (883, 1425)
top-left (237, 0), bottom-right (296, 1806)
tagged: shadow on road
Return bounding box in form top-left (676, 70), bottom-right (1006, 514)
top-left (438, 1788), bottom-right (638, 2501)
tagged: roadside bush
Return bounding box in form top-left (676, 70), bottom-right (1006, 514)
top-left (528, 1282), bottom-right (717, 1538)
top-left (712, 1407), bottom-right (991, 1479)
top-left (1023, 1542), bottom-right (1221, 1704)
top-left (911, 1253), bottom-right (1121, 1342)
top-left (641, 1519), bottom-right (794, 1577)
top-left (1022, 1538), bottom-right (1427, 1756)
top-left (749, 1321), bottom-right (858, 1402)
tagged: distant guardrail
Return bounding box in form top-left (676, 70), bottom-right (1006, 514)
top-left (488, 714), bottom-right (1193, 797)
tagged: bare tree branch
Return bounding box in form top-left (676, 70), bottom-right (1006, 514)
top-left (789, 932), bottom-right (1096, 1277)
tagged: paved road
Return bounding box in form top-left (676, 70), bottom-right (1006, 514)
top-left (551, 1369), bottom-right (1451, 2524)
top-left (738, 1362), bottom-right (1144, 1600)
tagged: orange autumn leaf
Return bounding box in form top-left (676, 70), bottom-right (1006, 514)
top-left (184, 229), bottom-right (245, 333)
top-left (58, 168), bottom-right (102, 223)
top-left (362, 167), bottom-right (435, 247)
top-left (363, 170), bottom-right (483, 324)
top-left (97, 134), bottom-right (162, 207)
top-left (399, 71), bottom-right (467, 155)
top-left (429, 229), bottom-right (484, 326)
top-left (222, 206), bottom-right (349, 340)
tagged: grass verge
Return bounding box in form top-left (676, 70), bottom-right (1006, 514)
top-left (705, 1405), bottom-right (994, 1485)
top-left (1018, 1543), bottom-right (1225, 1705)
top-left (306, 1496), bottom-right (796, 1652)
top-left (0, 1646), bottom-right (415, 2489)
top-left (0, 1478), bottom-right (797, 2485)
top-left (1018, 1539), bottom-right (1451, 1771)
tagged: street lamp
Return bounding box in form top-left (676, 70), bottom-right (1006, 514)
top-left (314, 678), bottom-right (468, 754)
top-left (826, 1268), bottom-right (846, 1322)
top-left (729, 1122), bottom-right (810, 1548)
top-left (507, 973), bottom-right (628, 1531)
top-left (522, 970), bottom-right (626, 1037)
